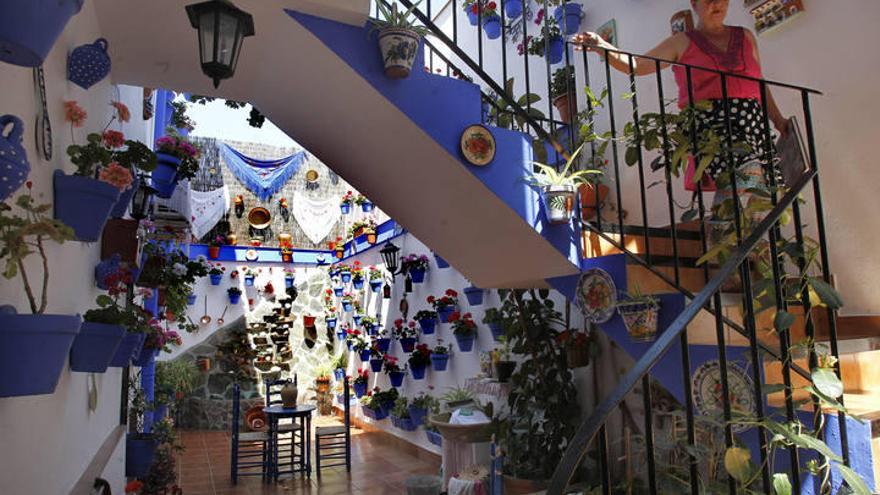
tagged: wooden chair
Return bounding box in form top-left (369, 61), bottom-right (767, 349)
top-left (315, 375), bottom-right (352, 474)
top-left (230, 383), bottom-right (268, 484)
top-left (264, 378), bottom-right (304, 477)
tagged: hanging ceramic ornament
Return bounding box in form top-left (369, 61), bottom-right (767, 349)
top-left (33, 67), bottom-right (52, 161)
top-left (0, 115), bottom-right (30, 202)
top-left (67, 38), bottom-right (111, 90)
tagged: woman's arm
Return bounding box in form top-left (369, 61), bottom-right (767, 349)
top-left (571, 32), bottom-right (688, 76)
top-left (745, 29), bottom-right (788, 133)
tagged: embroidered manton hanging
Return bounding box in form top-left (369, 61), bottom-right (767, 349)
top-left (219, 143), bottom-right (307, 201)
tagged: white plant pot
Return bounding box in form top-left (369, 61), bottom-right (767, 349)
top-left (540, 184), bottom-right (577, 225)
top-left (378, 28), bottom-right (421, 79)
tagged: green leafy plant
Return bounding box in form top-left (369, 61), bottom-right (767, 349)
top-left (391, 396), bottom-right (411, 419)
top-left (331, 352), bottom-right (348, 371)
top-left (523, 144), bottom-right (601, 188)
top-left (155, 360), bottom-right (199, 399)
top-left (550, 66), bottom-right (576, 100)
top-left (370, 0), bottom-right (429, 36)
top-left (486, 78), bottom-right (545, 131)
top-left (0, 190), bottom-right (75, 314)
top-left (440, 386), bottom-right (476, 406)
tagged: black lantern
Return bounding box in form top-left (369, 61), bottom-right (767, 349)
top-left (130, 179), bottom-right (155, 220)
top-left (380, 241), bottom-right (401, 275)
top-left (186, 0), bottom-right (255, 89)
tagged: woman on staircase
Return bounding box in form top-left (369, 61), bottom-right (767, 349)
top-left (571, 0), bottom-right (789, 246)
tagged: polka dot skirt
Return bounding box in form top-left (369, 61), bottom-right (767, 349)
top-left (694, 98), bottom-right (773, 180)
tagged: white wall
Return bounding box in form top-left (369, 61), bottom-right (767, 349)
top-left (437, 0), bottom-right (880, 315)
top-left (0, 2), bottom-right (153, 494)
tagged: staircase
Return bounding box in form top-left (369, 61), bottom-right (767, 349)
top-left (91, 0), bottom-right (876, 492)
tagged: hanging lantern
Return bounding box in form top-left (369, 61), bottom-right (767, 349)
top-left (130, 180), bottom-right (155, 220)
top-left (379, 241), bottom-right (401, 275)
top-left (185, 0), bottom-right (255, 89)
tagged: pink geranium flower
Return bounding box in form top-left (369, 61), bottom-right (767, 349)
top-left (98, 162), bottom-right (134, 191)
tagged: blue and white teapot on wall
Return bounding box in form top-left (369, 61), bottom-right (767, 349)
top-left (67, 38), bottom-right (111, 90)
top-left (0, 115), bottom-right (30, 202)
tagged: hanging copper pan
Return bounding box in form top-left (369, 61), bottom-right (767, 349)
top-left (247, 207), bottom-right (271, 229)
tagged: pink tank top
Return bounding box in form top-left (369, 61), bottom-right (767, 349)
top-left (672, 27), bottom-right (763, 108)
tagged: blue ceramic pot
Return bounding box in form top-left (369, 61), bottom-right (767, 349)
top-left (418, 318), bottom-right (436, 335)
top-left (410, 363), bottom-right (427, 380)
top-left (553, 3), bottom-right (583, 35)
top-left (53, 170), bottom-right (121, 242)
top-left (359, 349), bottom-right (371, 361)
top-left (352, 278), bottom-right (364, 290)
top-left (379, 400), bottom-right (395, 418)
top-left (431, 353), bottom-right (449, 371)
top-left (408, 405), bottom-right (427, 426)
top-left (108, 176), bottom-right (139, 218)
top-left (94, 254), bottom-right (121, 290)
top-left (341, 272), bottom-right (352, 284)
top-left (489, 321), bottom-right (504, 341)
top-left (209, 273), bottom-right (222, 285)
top-left (346, 340), bottom-right (353, 351)
top-left (342, 301), bottom-right (353, 312)
top-left (125, 434), bottom-right (156, 478)
top-left (109, 332), bottom-right (145, 367)
top-left (369, 279), bottom-right (383, 293)
top-left (361, 201), bottom-right (374, 212)
top-left (70, 322), bottom-right (125, 373)
top-left (466, 9), bottom-right (479, 25)
top-left (328, 268), bottom-right (340, 278)
top-left (133, 348), bottom-right (158, 368)
top-left (0, 115), bottom-right (30, 202)
top-left (229, 292), bottom-right (241, 304)
top-left (365, 324), bottom-right (377, 336)
top-left (333, 368), bottom-right (344, 381)
top-left (426, 429), bottom-right (443, 447)
top-left (438, 305), bottom-right (456, 323)
top-left (353, 381), bottom-right (367, 398)
top-left (455, 334), bottom-right (476, 352)
top-left (0, 0), bottom-right (84, 67)
top-left (153, 404), bottom-right (167, 422)
top-left (370, 358), bottom-right (384, 373)
top-left (548, 37), bottom-right (565, 64)
top-left (392, 415), bottom-right (418, 431)
top-left (353, 314), bottom-right (363, 326)
top-left (336, 330), bottom-right (345, 341)
top-left (327, 318), bottom-right (338, 330)
top-left (151, 153), bottom-right (180, 199)
top-left (340, 203), bottom-right (351, 214)
top-left (333, 287), bottom-right (344, 297)
top-left (433, 253), bottom-right (450, 269)
top-left (389, 370), bottom-right (405, 388)
top-left (400, 337), bottom-right (416, 353)
top-left (67, 38), bottom-right (111, 90)
top-left (285, 278), bottom-right (294, 289)
top-left (409, 267), bottom-right (426, 284)
top-left (0, 311), bottom-right (81, 397)
top-left (187, 293), bottom-right (197, 305)
top-left (376, 338), bottom-right (391, 354)
top-left (464, 286), bottom-right (484, 306)
top-left (483, 15), bottom-right (501, 39)
top-left (244, 275), bottom-right (254, 287)
top-left (505, 0), bottom-right (523, 19)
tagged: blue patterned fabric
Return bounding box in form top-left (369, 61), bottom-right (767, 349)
top-left (219, 143), bottom-right (307, 201)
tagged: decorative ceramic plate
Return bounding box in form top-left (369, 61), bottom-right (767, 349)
top-left (692, 360), bottom-right (756, 432)
top-left (305, 169), bottom-right (319, 183)
top-left (576, 268), bottom-right (617, 324)
top-left (245, 249), bottom-right (259, 261)
top-left (460, 124), bottom-right (496, 166)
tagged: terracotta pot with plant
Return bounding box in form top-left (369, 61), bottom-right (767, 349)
top-left (208, 235), bottom-right (223, 259)
top-left (550, 66), bottom-right (577, 124)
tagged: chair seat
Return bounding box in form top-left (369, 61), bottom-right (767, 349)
top-left (315, 425), bottom-right (346, 437)
top-left (276, 422), bottom-right (301, 432)
top-left (238, 431), bottom-right (269, 442)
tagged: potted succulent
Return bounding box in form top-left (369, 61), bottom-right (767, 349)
top-left (492, 337), bottom-right (516, 383)
top-left (227, 287), bottom-right (242, 304)
top-left (353, 368), bottom-right (369, 398)
top-left (550, 66), bottom-right (577, 124)
top-left (207, 235), bottom-right (223, 259)
top-left (340, 191), bottom-right (354, 215)
top-left (481, 1), bottom-right (501, 39)
top-left (384, 355), bottom-right (405, 388)
top-left (524, 144), bottom-right (600, 225)
top-left (414, 309), bottom-right (438, 334)
top-left (331, 352), bottom-right (347, 381)
top-left (402, 253), bottom-right (430, 283)
top-left (408, 343), bottom-right (432, 380)
top-left (409, 392), bottom-right (439, 427)
top-left (482, 307), bottom-right (505, 341)
top-left (431, 343), bottom-right (450, 371)
top-left (449, 311), bottom-right (478, 352)
top-left (355, 194), bottom-right (374, 213)
top-left (526, 12), bottom-right (564, 64)
top-left (0, 188), bottom-right (81, 397)
top-left (463, 285), bottom-right (484, 306)
top-left (393, 318), bottom-right (418, 352)
top-left (370, 1), bottom-right (428, 79)
top-left (208, 263), bottom-right (224, 285)
top-left (391, 397), bottom-right (418, 431)
top-left (152, 131), bottom-right (200, 198)
top-left (617, 289), bottom-right (661, 342)
top-left (428, 289), bottom-right (459, 322)
top-left (368, 266), bottom-right (384, 292)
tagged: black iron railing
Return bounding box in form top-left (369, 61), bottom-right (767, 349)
top-left (370, 1), bottom-right (848, 493)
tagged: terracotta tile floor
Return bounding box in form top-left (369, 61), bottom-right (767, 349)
top-left (176, 417), bottom-right (441, 494)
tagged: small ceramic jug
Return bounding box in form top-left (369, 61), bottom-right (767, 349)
top-left (67, 38), bottom-right (111, 89)
top-left (280, 380), bottom-right (298, 408)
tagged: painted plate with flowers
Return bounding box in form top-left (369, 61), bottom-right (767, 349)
top-left (245, 249), bottom-right (259, 262)
top-left (692, 360), bottom-right (756, 432)
top-left (460, 124), bottom-right (496, 166)
top-left (575, 268), bottom-right (617, 324)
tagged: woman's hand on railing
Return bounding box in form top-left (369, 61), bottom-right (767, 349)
top-left (571, 32), bottom-right (613, 53)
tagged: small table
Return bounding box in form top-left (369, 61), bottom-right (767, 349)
top-left (263, 404), bottom-right (316, 480)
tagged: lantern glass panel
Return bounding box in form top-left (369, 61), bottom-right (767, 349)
top-left (217, 11), bottom-right (238, 66)
top-left (199, 12), bottom-right (215, 62)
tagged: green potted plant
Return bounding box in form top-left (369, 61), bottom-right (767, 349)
top-left (550, 66), bottom-right (577, 124)
top-left (154, 360), bottom-right (198, 420)
top-left (492, 336), bottom-right (516, 383)
top-left (331, 352), bottom-right (348, 381)
top-left (409, 392), bottom-right (439, 427)
top-left (152, 130), bottom-right (201, 198)
top-left (482, 307), bottom-right (505, 341)
top-left (0, 188), bottom-right (81, 397)
top-left (370, 0), bottom-right (429, 79)
top-left (431, 343), bottom-right (450, 371)
top-left (617, 287), bottom-right (661, 342)
top-left (391, 396), bottom-right (418, 431)
top-left (524, 144), bottom-right (600, 225)
top-left (71, 293), bottom-right (129, 373)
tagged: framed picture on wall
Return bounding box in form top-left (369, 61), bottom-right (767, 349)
top-left (597, 19), bottom-right (617, 46)
top-left (670, 10), bottom-right (694, 34)
top-left (751, 0), bottom-right (805, 35)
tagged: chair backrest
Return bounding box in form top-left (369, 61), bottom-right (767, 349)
top-left (342, 375), bottom-right (350, 429)
top-left (264, 375), bottom-right (297, 407)
top-left (231, 382), bottom-right (241, 442)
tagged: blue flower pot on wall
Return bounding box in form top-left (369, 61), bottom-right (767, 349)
top-left (336, 330), bottom-right (345, 341)
top-left (466, 9), bottom-right (479, 26)
top-left (69, 322), bottom-right (125, 373)
top-left (53, 170), bottom-right (121, 242)
top-left (0, 0), bottom-right (84, 67)
top-left (359, 349), bottom-right (371, 361)
top-left (228, 292), bottom-right (241, 305)
top-left (187, 293), bottom-right (197, 305)
top-left (426, 429), bottom-right (443, 447)
top-left (553, 3), bottom-right (583, 35)
top-left (409, 268), bottom-right (426, 284)
top-left (370, 279), bottom-right (383, 293)
top-left (342, 301), bottom-right (353, 312)
top-left (94, 254), bottom-right (121, 290)
top-left (464, 286), bottom-right (484, 306)
top-left (108, 175), bottom-right (138, 218)
top-left (548, 36), bottom-right (565, 65)
top-left (389, 370), bottom-right (405, 388)
top-left (244, 275), bottom-right (254, 286)
top-left (376, 338), bottom-right (391, 354)
top-left (431, 353), bottom-right (449, 371)
top-left (340, 203), bottom-right (351, 215)
top-left (333, 286), bottom-right (344, 297)
top-left (109, 332), bottom-right (145, 367)
top-left (0, 310), bottom-right (81, 397)
top-left (408, 405), bottom-right (427, 426)
top-left (352, 278), bottom-right (364, 290)
top-left (327, 317), bottom-right (338, 329)
top-left (488, 322), bottom-right (504, 341)
top-left (333, 368), bottom-right (344, 381)
top-left (353, 314), bottom-right (363, 325)
top-left (353, 381), bottom-right (367, 398)
top-left (67, 38), bottom-right (111, 90)
top-left (434, 253), bottom-right (450, 269)
top-left (209, 273), bottom-right (222, 285)
top-left (455, 334), bottom-right (476, 352)
top-left (370, 358), bottom-right (384, 373)
top-left (483, 14), bottom-right (501, 39)
top-left (340, 272), bottom-right (352, 284)
top-left (410, 363), bottom-right (427, 380)
top-left (399, 337), bottom-right (416, 353)
top-left (361, 201), bottom-right (373, 213)
top-left (0, 115), bottom-right (30, 202)
top-left (504, 0), bottom-right (523, 19)
top-left (437, 305), bottom-right (456, 323)
top-left (125, 434), bottom-right (156, 478)
top-left (418, 318), bottom-right (436, 335)
top-left (150, 153), bottom-right (180, 199)
top-left (285, 278), bottom-right (294, 289)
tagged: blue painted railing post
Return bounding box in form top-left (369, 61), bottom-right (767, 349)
top-left (141, 288), bottom-right (159, 433)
